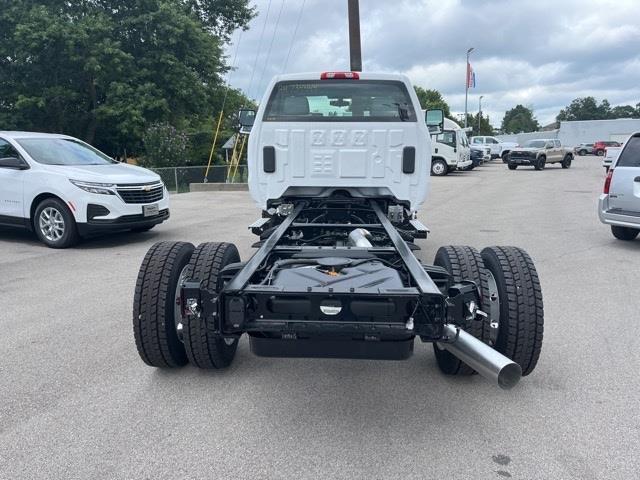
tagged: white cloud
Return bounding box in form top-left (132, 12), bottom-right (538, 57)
top-left (227, 0), bottom-right (640, 126)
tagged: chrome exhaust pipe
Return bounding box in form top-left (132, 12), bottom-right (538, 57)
top-left (439, 324), bottom-right (522, 389)
top-left (348, 228), bottom-right (373, 247)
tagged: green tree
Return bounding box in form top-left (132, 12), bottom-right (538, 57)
top-left (610, 105), bottom-right (638, 119)
top-left (0, 0), bottom-right (255, 159)
top-left (459, 113), bottom-right (493, 136)
top-left (501, 104), bottom-right (540, 133)
top-left (556, 96), bottom-right (612, 121)
top-left (413, 86), bottom-right (452, 119)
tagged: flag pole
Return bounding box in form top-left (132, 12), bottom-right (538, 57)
top-left (464, 47), bottom-right (474, 128)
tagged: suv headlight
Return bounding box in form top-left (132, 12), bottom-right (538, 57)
top-left (69, 179), bottom-right (116, 195)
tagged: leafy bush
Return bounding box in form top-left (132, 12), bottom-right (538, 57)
top-left (140, 123), bottom-right (189, 168)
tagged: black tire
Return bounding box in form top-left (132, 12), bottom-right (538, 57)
top-left (182, 242), bottom-right (241, 369)
top-left (433, 246), bottom-right (491, 375)
top-left (611, 225), bottom-right (639, 241)
top-left (501, 152), bottom-right (510, 163)
top-left (561, 155), bottom-right (572, 169)
top-left (431, 158), bottom-right (448, 176)
top-left (508, 163), bottom-right (517, 170)
top-left (33, 197), bottom-right (79, 248)
top-left (534, 156), bottom-right (546, 170)
top-left (578, 149), bottom-right (587, 156)
top-left (133, 241), bottom-right (194, 368)
top-left (596, 149), bottom-right (605, 156)
top-left (480, 247), bottom-right (543, 376)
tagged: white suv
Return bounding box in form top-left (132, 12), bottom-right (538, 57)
top-left (599, 132), bottom-right (640, 241)
top-left (0, 132), bottom-right (170, 248)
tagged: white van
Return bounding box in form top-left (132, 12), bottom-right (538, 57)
top-left (429, 117), bottom-right (472, 176)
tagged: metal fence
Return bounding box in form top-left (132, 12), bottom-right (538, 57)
top-left (151, 165), bottom-right (248, 193)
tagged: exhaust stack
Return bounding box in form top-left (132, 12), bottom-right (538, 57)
top-left (439, 324), bottom-right (522, 389)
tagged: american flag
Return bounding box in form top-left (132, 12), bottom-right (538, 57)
top-left (467, 62), bottom-right (476, 88)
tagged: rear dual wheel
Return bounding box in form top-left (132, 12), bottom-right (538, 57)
top-left (133, 241), bottom-right (241, 369)
top-left (433, 245), bottom-right (544, 377)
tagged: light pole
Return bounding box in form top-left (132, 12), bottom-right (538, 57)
top-left (478, 95), bottom-right (484, 133)
top-left (464, 47), bottom-right (474, 128)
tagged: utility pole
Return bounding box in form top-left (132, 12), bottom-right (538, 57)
top-left (348, 0), bottom-right (362, 71)
top-left (464, 47), bottom-right (474, 128)
top-left (478, 95), bottom-right (484, 134)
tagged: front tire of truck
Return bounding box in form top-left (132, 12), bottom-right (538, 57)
top-left (133, 241), bottom-right (194, 368)
top-left (431, 158), bottom-right (448, 176)
top-left (432, 246), bottom-right (491, 376)
top-left (534, 156), bottom-right (546, 170)
top-left (182, 242), bottom-right (241, 369)
top-left (507, 163), bottom-right (517, 170)
top-left (480, 246), bottom-right (544, 376)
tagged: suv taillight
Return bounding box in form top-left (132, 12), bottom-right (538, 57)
top-left (320, 71), bottom-right (359, 80)
top-left (604, 169), bottom-right (613, 194)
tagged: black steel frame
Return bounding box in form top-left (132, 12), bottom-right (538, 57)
top-left (181, 198), bottom-right (479, 351)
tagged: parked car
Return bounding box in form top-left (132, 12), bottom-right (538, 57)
top-left (429, 117), bottom-right (472, 176)
top-left (470, 135), bottom-right (518, 161)
top-left (593, 140), bottom-right (621, 156)
top-left (602, 146), bottom-right (622, 172)
top-left (598, 132), bottom-right (640, 240)
top-left (469, 146), bottom-right (485, 169)
top-left (507, 139), bottom-right (573, 170)
top-left (574, 143), bottom-right (594, 156)
top-left (0, 132), bottom-right (169, 248)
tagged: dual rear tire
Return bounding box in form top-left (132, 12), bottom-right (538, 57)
top-left (133, 241), bottom-right (241, 369)
top-left (433, 245), bottom-right (544, 377)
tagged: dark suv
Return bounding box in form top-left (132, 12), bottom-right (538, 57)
top-left (593, 140), bottom-right (621, 156)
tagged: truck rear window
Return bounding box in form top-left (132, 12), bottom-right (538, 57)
top-left (616, 136), bottom-right (640, 168)
top-left (263, 80), bottom-right (417, 122)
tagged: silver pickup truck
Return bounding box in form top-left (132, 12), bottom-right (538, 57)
top-left (507, 139), bottom-right (573, 170)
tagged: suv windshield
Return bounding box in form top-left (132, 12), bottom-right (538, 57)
top-left (16, 138), bottom-right (115, 166)
top-left (524, 140), bottom-right (546, 148)
top-left (263, 80), bottom-right (417, 122)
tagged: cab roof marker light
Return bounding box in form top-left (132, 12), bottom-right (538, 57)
top-left (320, 72), bottom-right (360, 80)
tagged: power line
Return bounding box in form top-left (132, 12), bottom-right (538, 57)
top-left (256, 0), bottom-right (285, 101)
top-left (247, 0), bottom-right (273, 101)
top-left (282, 0), bottom-right (306, 73)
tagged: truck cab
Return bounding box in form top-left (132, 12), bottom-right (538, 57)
top-left (429, 117), bottom-right (472, 176)
top-left (471, 135), bottom-right (518, 161)
top-left (247, 71), bottom-right (432, 213)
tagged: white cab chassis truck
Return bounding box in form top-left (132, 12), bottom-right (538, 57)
top-left (132, 72), bottom-right (544, 389)
top-left (430, 117), bottom-right (472, 176)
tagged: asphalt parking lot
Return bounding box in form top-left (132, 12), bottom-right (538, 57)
top-left (1, 156), bottom-right (638, 479)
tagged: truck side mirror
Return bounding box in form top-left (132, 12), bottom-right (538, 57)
top-left (238, 109), bottom-right (256, 133)
top-left (425, 109), bottom-right (444, 135)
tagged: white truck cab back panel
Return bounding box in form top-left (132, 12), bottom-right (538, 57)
top-left (248, 72), bottom-right (430, 210)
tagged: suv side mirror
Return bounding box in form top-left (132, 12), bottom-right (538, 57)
top-left (0, 156), bottom-right (29, 170)
top-left (425, 109), bottom-right (444, 135)
top-left (238, 109), bottom-right (256, 133)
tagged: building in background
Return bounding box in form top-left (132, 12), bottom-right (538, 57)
top-left (497, 118), bottom-right (640, 147)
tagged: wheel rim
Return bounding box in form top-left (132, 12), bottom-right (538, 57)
top-left (39, 207), bottom-right (65, 242)
top-left (432, 162), bottom-right (445, 175)
top-left (486, 269), bottom-right (501, 345)
top-left (174, 265), bottom-right (190, 341)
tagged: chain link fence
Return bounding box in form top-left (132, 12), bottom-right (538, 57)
top-left (151, 165), bottom-right (248, 193)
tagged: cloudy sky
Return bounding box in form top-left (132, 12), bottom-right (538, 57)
top-left (224, 0), bottom-right (640, 127)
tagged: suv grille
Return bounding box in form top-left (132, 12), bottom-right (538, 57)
top-left (116, 182), bottom-right (164, 204)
